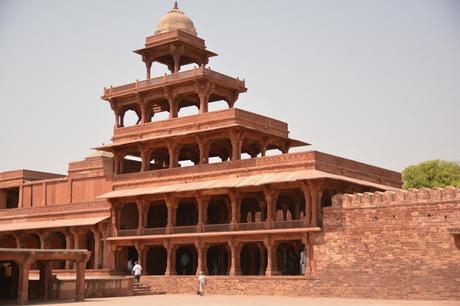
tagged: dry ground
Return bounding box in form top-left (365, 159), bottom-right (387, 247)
top-left (18, 294), bottom-right (460, 306)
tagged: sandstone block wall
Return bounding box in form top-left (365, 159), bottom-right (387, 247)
top-left (318, 187), bottom-right (460, 299)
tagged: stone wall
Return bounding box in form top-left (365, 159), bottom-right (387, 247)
top-left (317, 186), bottom-right (460, 300)
top-left (142, 187), bottom-right (460, 300)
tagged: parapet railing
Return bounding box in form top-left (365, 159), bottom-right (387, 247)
top-left (103, 67), bottom-right (245, 97)
top-left (117, 229), bottom-right (138, 237)
top-left (203, 223), bottom-right (231, 232)
top-left (332, 186), bottom-right (460, 209)
top-left (0, 201), bottom-right (110, 218)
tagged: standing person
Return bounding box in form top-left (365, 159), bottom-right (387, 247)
top-left (179, 252), bottom-right (190, 275)
top-left (300, 249), bottom-right (306, 275)
top-left (127, 258), bottom-right (133, 275)
top-left (132, 261), bottom-right (142, 288)
top-left (197, 271), bottom-right (206, 296)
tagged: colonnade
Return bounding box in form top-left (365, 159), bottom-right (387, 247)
top-left (111, 181), bottom-right (326, 238)
top-left (111, 235), bottom-right (317, 277)
top-left (113, 130), bottom-right (290, 174)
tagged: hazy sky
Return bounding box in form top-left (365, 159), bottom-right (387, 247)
top-left (0, 0), bottom-right (459, 175)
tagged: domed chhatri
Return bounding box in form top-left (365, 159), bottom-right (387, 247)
top-left (155, 1), bottom-right (197, 36)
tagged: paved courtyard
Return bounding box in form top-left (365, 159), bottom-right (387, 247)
top-left (24, 294), bottom-right (460, 306)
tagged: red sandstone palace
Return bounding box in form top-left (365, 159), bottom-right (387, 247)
top-left (1, 3), bottom-right (459, 304)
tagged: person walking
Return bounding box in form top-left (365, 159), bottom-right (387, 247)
top-left (132, 261), bottom-right (143, 288)
top-left (197, 271), bottom-right (206, 296)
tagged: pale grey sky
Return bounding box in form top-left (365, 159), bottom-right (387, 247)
top-left (0, 0), bottom-right (459, 175)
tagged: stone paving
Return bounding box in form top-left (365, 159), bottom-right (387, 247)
top-left (25, 294), bottom-right (460, 306)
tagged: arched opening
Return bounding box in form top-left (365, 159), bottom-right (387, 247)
top-left (276, 241), bottom-right (303, 275)
top-left (240, 193), bottom-right (266, 224)
top-left (208, 139), bottom-right (231, 163)
top-left (175, 245), bottom-right (197, 275)
top-left (146, 246), bottom-right (167, 275)
top-left (206, 244), bottom-right (229, 275)
top-left (240, 243), bottom-right (266, 275)
top-left (121, 108), bottom-right (141, 127)
top-left (117, 246), bottom-right (138, 275)
top-left (178, 143), bottom-right (199, 167)
top-left (45, 232), bottom-right (66, 269)
top-left (175, 199), bottom-right (197, 227)
top-left (146, 201), bottom-right (167, 228)
top-left (151, 109), bottom-right (170, 122)
top-left (275, 189), bottom-right (305, 223)
top-left (149, 147), bottom-right (170, 170)
top-left (120, 203), bottom-right (139, 230)
top-left (241, 138), bottom-right (262, 159)
top-left (0, 235), bottom-right (16, 248)
top-left (20, 233), bottom-right (40, 249)
top-left (265, 148), bottom-right (283, 156)
top-left (207, 196), bottom-right (230, 225)
top-left (121, 153), bottom-right (142, 174)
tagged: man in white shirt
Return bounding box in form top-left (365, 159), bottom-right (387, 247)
top-left (197, 271), bottom-right (206, 296)
top-left (132, 261), bottom-right (143, 287)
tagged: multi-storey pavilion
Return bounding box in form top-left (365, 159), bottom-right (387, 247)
top-left (0, 2), bottom-right (402, 297)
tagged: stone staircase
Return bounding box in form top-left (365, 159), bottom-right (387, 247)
top-left (133, 283), bottom-right (155, 296)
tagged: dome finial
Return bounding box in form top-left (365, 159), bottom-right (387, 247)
top-left (173, 1), bottom-right (178, 10)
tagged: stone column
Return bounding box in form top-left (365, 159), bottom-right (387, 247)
top-left (264, 188), bottom-right (278, 230)
top-left (136, 199), bottom-right (145, 235)
top-left (229, 240), bottom-right (240, 276)
top-left (111, 203), bottom-right (119, 237)
top-left (75, 261), bottom-right (86, 301)
top-left (135, 242), bottom-right (145, 271)
top-left (195, 240), bottom-right (204, 275)
top-left (39, 261), bottom-right (52, 301)
top-left (65, 231), bottom-right (73, 269)
top-left (140, 148), bottom-right (151, 172)
top-left (257, 243), bottom-right (266, 275)
top-left (167, 143), bottom-right (179, 168)
top-left (90, 228), bottom-right (101, 269)
top-left (196, 81), bottom-right (214, 114)
top-left (145, 58), bottom-right (152, 80)
top-left (300, 181), bottom-right (312, 226)
top-left (164, 241), bottom-right (175, 276)
top-left (229, 190), bottom-right (240, 231)
top-left (264, 238), bottom-right (274, 276)
top-left (165, 196), bottom-right (177, 234)
top-left (164, 88), bottom-right (178, 119)
top-left (307, 180), bottom-right (325, 227)
top-left (17, 258), bottom-right (33, 305)
top-left (196, 136), bottom-right (210, 164)
top-left (229, 130), bottom-right (245, 161)
top-left (0, 190), bottom-right (7, 209)
top-left (196, 195), bottom-right (208, 232)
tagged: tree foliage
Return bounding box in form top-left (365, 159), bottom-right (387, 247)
top-left (402, 160), bottom-right (460, 190)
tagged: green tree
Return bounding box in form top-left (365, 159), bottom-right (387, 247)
top-left (402, 159), bottom-right (460, 189)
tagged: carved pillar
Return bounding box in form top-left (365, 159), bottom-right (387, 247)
top-left (111, 203), bottom-right (119, 237)
top-left (167, 142), bottom-right (179, 168)
top-left (308, 180), bottom-right (325, 227)
top-left (140, 147), bottom-right (151, 172)
top-left (300, 182), bottom-right (312, 226)
top-left (164, 87), bottom-right (178, 119)
top-left (17, 258), bottom-right (33, 305)
top-left (136, 199), bottom-right (145, 235)
top-left (39, 261), bottom-right (52, 301)
top-left (144, 58), bottom-right (153, 80)
top-left (264, 188), bottom-right (278, 229)
top-left (264, 238), bottom-right (274, 276)
top-left (164, 241), bottom-right (175, 275)
top-left (196, 195), bottom-right (208, 233)
top-left (229, 239), bottom-right (240, 276)
top-left (225, 91), bottom-right (239, 109)
top-left (90, 228), bottom-right (101, 269)
top-left (165, 196), bottom-right (177, 234)
top-left (229, 190), bottom-right (240, 230)
top-left (196, 136), bottom-right (210, 164)
top-left (195, 240), bottom-right (204, 275)
top-left (98, 222), bottom-right (111, 269)
top-left (65, 231), bottom-right (73, 269)
top-left (196, 81), bottom-right (214, 114)
top-left (75, 261), bottom-right (86, 301)
top-left (135, 241), bottom-right (146, 270)
top-left (229, 130), bottom-right (245, 161)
